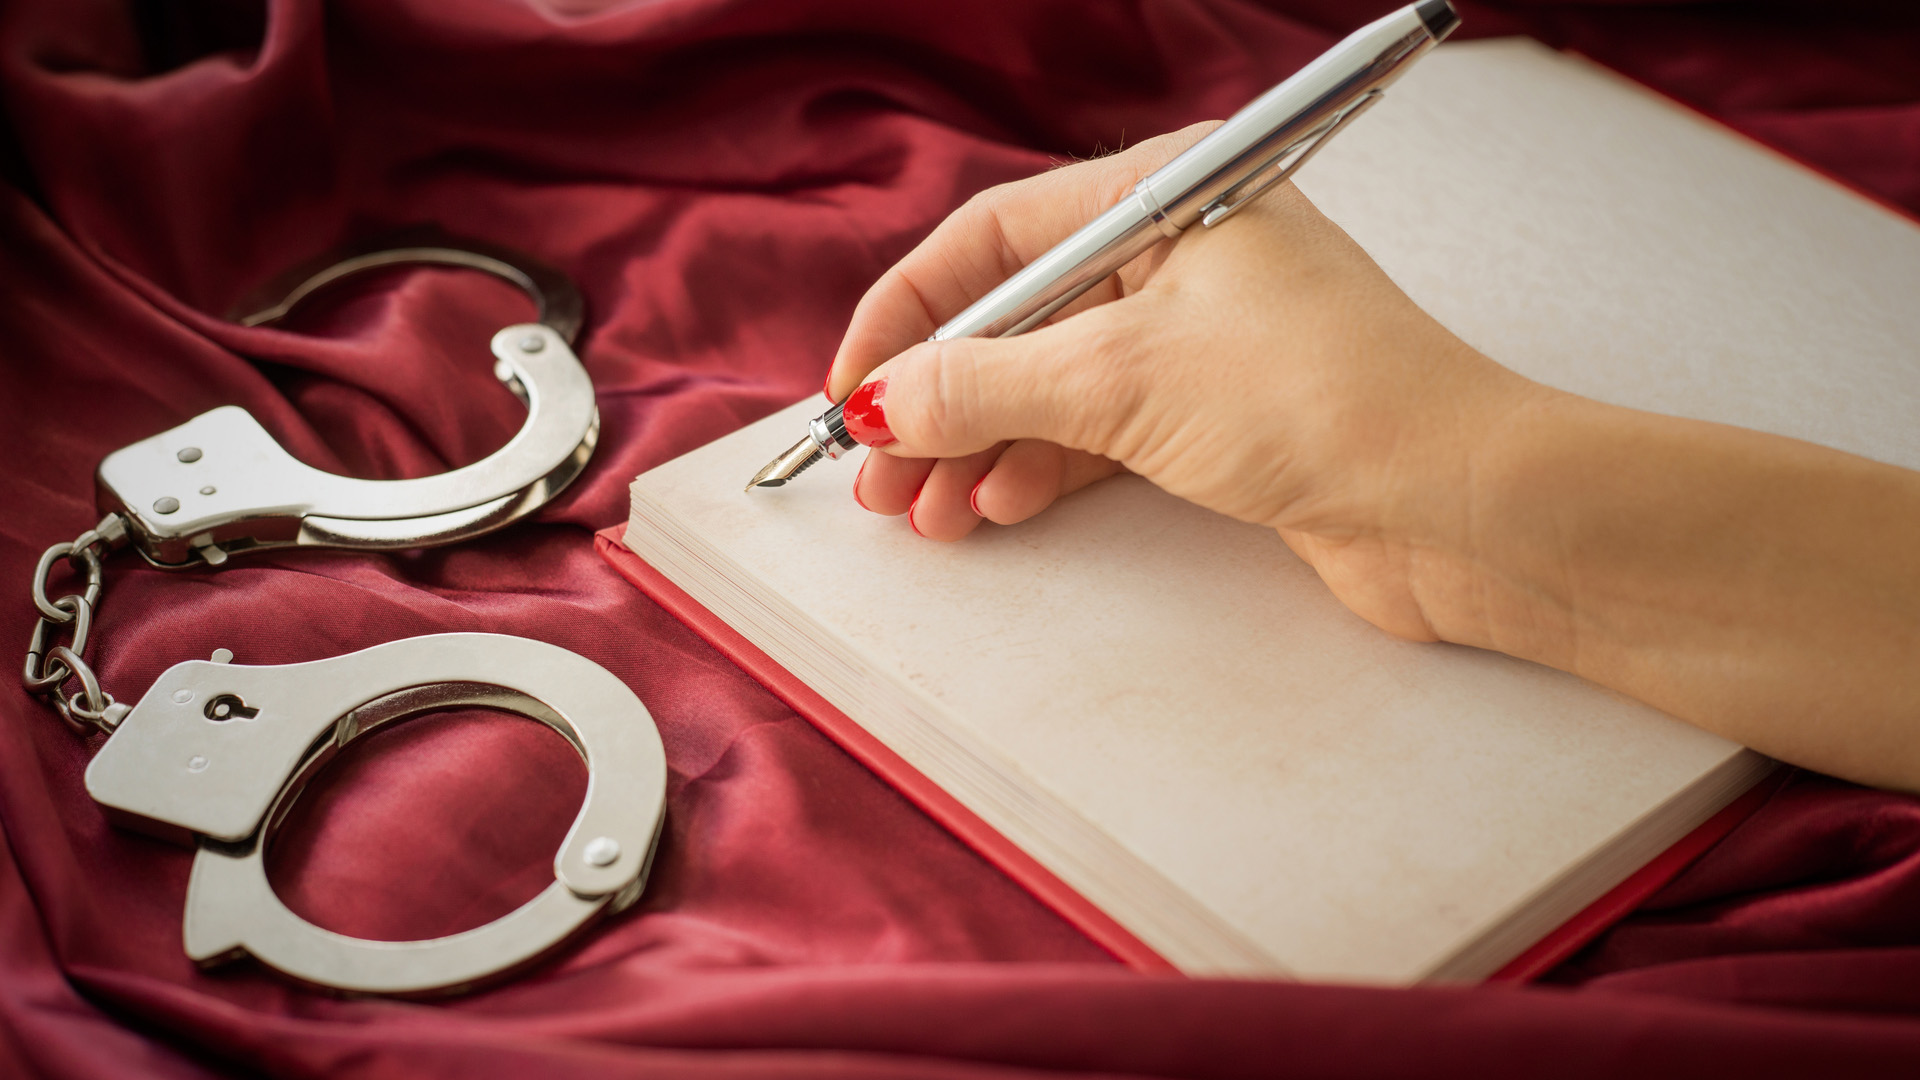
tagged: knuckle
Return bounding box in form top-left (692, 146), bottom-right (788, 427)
top-left (953, 185), bottom-right (1024, 272)
top-left (1079, 316), bottom-right (1140, 367)
top-left (960, 181), bottom-right (1018, 231)
top-left (930, 342), bottom-right (985, 446)
top-left (895, 341), bottom-right (973, 449)
top-left (955, 186), bottom-right (996, 223)
top-left (1052, 314), bottom-right (1148, 453)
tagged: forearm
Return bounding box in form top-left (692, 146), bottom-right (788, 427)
top-left (1418, 387), bottom-right (1920, 791)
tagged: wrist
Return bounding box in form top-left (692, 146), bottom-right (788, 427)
top-left (1274, 341), bottom-right (1570, 652)
top-left (1394, 376), bottom-right (1590, 667)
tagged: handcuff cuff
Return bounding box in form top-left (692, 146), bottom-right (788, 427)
top-left (19, 241), bottom-right (667, 996)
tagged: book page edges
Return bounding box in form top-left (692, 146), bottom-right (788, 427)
top-left (600, 523), bottom-right (1771, 983)
top-left (595, 525), bottom-right (1179, 974)
top-left (1483, 768), bottom-right (1783, 982)
top-left (617, 500), bottom-right (1283, 975)
top-left (1425, 748), bottom-right (1773, 981)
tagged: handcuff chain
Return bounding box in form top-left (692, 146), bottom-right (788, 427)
top-left (23, 513), bottom-right (131, 735)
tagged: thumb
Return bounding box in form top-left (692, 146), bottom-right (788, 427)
top-left (840, 302), bottom-right (1144, 460)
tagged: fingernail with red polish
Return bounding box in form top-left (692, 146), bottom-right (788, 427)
top-left (968, 476), bottom-right (987, 518)
top-left (840, 379), bottom-right (896, 448)
top-left (822, 368), bottom-right (836, 402)
top-left (908, 482), bottom-right (927, 538)
top-left (852, 455), bottom-right (871, 512)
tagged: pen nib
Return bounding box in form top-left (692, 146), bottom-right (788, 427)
top-left (745, 436), bottom-right (825, 493)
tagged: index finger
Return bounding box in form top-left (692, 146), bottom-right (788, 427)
top-left (825, 120), bottom-right (1220, 401)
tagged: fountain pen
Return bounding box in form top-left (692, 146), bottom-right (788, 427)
top-left (746, 0), bottom-right (1460, 492)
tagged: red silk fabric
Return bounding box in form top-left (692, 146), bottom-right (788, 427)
top-left (3, 1), bottom-right (1919, 1076)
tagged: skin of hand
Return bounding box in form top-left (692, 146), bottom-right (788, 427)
top-left (823, 125), bottom-right (1920, 792)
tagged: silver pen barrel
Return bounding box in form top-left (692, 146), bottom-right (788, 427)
top-left (1140, 2), bottom-right (1451, 231)
top-left (933, 197), bottom-right (1167, 341)
top-left (747, 0), bottom-right (1458, 490)
top-left (932, 0), bottom-right (1455, 344)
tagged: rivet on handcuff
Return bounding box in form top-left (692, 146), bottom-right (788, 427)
top-left (19, 240), bottom-right (666, 996)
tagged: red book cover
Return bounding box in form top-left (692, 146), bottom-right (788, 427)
top-left (596, 524), bottom-right (1773, 982)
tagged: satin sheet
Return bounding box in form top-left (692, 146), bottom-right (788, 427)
top-left (3, 1), bottom-right (1919, 1077)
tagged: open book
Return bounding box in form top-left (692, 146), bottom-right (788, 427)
top-left (607, 40), bottom-right (1920, 984)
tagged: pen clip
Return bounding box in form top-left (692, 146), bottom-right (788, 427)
top-left (1199, 89), bottom-right (1385, 229)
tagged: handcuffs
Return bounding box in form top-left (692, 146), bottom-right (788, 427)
top-left (20, 241), bottom-right (666, 996)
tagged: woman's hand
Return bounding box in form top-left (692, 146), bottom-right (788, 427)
top-left (823, 123), bottom-right (1533, 642)
top-left (825, 124), bottom-right (1920, 792)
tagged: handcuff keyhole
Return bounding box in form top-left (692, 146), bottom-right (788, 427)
top-left (205, 694), bottom-right (259, 722)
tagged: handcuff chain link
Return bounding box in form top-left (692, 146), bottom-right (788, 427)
top-left (23, 513), bottom-right (131, 735)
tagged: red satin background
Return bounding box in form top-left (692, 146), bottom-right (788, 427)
top-left (3, 1), bottom-right (1920, 1077)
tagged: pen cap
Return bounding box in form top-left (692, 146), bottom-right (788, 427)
top-left (1416, 1), bottom-right (1461, 40)
top-left (1135, 1), bottom-right (1450, 231)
